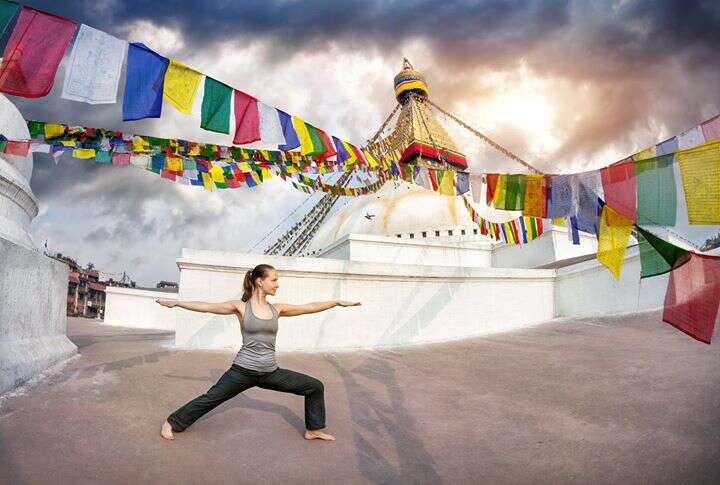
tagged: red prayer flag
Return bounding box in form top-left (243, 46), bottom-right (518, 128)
top-left (486, 174), bottom-right (499, 205)
top-left (112, 153), bottom-right (130, 165)
top-left (160, 169), bottom-right (176, 181)
top-left (315, 128), bottom-right (336, 161)
top-left (0, 7), bottom-right (77, 98)
top-left (536, 218), bottom-right (544, 235)
top-left (510, 220), bottom-right (520, 244)
top-left (233, 90), bottom-right (260, 144)
top-left (227, 177), bottom-right (240, 188)
top-left (601, 158), bottom-right (636, 222)
top-left (663, 252), bottom-right (720, 344)
top-left (5, 140), bottom-right (29, 156)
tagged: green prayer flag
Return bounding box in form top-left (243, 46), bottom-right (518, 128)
top-left (201, 77), bottom-right (232, 134)
top-left (305, 124), bottom-right (326, 157)
top-left (0, 0), bottom-right (19, 42)
top-left (529, 217), bottom-right (538, 239)
top-left (95, 150), bottom-right (112, 164)
top-left (636, 154), bottom-right (677, 226)
top-left (636, 226), bottom-right (689, 279)
top-left (26, 120), bottom-right (44, 138)
top-left (503, 174), bottom-right (526, 210)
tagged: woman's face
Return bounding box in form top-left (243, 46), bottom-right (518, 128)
top-left (257, 269), bottom-right (279, 296)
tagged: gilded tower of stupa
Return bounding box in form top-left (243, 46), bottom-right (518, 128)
top-left (380, 59), bottom-right (468, 171)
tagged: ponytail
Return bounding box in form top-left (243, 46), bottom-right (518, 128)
top-left (241, 264), bottom-right (275, 301)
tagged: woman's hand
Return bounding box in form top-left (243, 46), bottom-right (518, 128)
top-left (336, 300), bottom-right (361, 307)
top-left (156, 298), bottom-right (177, 308)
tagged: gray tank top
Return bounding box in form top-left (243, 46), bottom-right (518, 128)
top-left (233, 300), bottom-right (279, 372)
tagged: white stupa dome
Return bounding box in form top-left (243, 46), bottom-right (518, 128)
top-left (305, 179), bottom-right (521, 253)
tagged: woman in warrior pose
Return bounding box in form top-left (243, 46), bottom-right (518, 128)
top-left (156, 263), bottom-right (360, 442)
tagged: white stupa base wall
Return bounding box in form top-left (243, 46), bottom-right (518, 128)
top-left (492, 225), bottom-right (599, 268)
top-left (0, 238), bottom-right (77, 394)
top-left (104, 286), bottom-right (179, 330)
top-left (555, 245), bottom-right (666, 317)
top-left (319, 233), bottom-right (493, 267)
top-left (171, 249), bottom-right (556, 350)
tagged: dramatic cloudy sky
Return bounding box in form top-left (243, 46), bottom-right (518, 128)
top-left (7, 0), bottom-right (720, 286)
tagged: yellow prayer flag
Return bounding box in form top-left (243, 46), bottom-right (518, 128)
top-left (201, 172), bottom-right (214, 191)
top-left (250, 170), bottom-right (261, 185)
top-left (237, 162), bottom-right (252, 172)
top-left (209, 164), bottom-right (225, 183)
top-left (363, 149), bottom-right (380, 169)
top-left (291, 117), bottom-right (314, 155)
top-left (163, 60), bottom-right (203, 115)
top-left (44, 123), bottom-right (65, 140)
top-left (597, 205), bottom-right (633, 279)
top-left (72, 148), bottom-right (96, 159)
top-left (633, 146), bottom-right (656, 161)
top-left (551, 218), bottom-right (566, 226)
top-left (60, 140), bottom-right (77, 147)
top-left (493, 174), bottom-right (507, 208)
top-left (132, 136), bottom-right (152, 153)
top-left (677, 140), bottom-right (720, 224)
top-left (166, 156), bottom-right (183, 172)
top-left (261, 167), bottom-right (272, 180)
top-left (439, 170), bottom-right (455, 196)
top-left (523, 174), bottom-right (546, 217)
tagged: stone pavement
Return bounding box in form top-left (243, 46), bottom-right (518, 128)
top-left (1, 313), bottom-right (719, 484)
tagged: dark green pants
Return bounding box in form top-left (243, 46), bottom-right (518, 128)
top-left (167, 364), bottom-right (326, 432)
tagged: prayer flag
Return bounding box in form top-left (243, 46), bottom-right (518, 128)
top-left (597, 205), bottom-right (633, 279)
top-left (278, 110), bottom-right (300, 151)
top-left (601, 160), bottom-right (636, 222)
top-left (0, 1), bottom-right (19, 42)
top-left (122, 43), bottom-right (168, 121)
top-left (636, 226), bottom-right (689, 279)
top-left (547, 174), bottom-right (573, 218)
top-left (455, 171), bottom-right (469, 195)
top-left (663, 252), bottom-right (720, 344)
top-left (315, 128), bottom-right (336, 161)
top-left (523, 174), bottom-right (547, 217)
top-left (575, 170), bottom-right (603, 234)
top-left (0, 7), bottom-right (77, 98)
top-left (470, 174), bottom-right (483, 204)
top-left (112, 152), bottom-right (130, 165)
top-left (635, 154), bottom-right (677, 226)
top-left (656, 137), bottom-right (679, 156)
top-left (61, 24), bottom-right (126, 104)
top-left (72, 148), bottom-right (95, 159)
top-left (438, 169), bottom-right (455, 196)
top-left (5, 140), bottom-right (28, 156)
top-left (333, 136), bottom-right (349, 164)
top-left (233, 90), bottom-right (260, 144)
top-left (503, 174), bottom-right (526, 210)
top-left (200, 77), bottom-right (232, 134)
top-left (633, 146), bottom-right (656, 161)
top-left (201, 172), bottom-right (214, 191)
top-left (163, 59), bottom-right (202, 114)
top-left (493, 174), bottom-right (507, 208)
top-left (701, 114), bottom-right (720, 142)
top-left (676, 140), bottom-right (720, 224)
top-left (258, 102), bottom-right (286, 146)
top-left (677, 126), bottom-right (705, 150)
top-left (485, 174), bottom-right (499, 205)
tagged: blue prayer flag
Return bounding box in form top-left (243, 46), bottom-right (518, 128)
top-left (277, 110), bottom-right (300, 151)
top-left (122, 43), bottom-right (168, 121)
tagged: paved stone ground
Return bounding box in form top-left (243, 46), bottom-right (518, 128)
top-left (1, 313), bottom-right (719, 484)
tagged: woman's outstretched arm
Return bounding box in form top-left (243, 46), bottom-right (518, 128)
top-left (156, 299), bottom-right (239, 315)
top-left (275, 299), bottom-right (360, 317)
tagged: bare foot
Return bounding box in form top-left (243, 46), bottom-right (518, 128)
top-left (161, 420), bottom-right (175, 440)
top-left (304, 429), bottom-right (335, 441)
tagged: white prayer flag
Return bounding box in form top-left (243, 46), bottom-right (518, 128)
top-left (677, 125), bottom-right (706, 150)
top-left (61, 24), bottom-right (127, 104)
top-left (470, 174), bottom-right (483, 203)
top-left (258, 102), bottom-right (286, 145)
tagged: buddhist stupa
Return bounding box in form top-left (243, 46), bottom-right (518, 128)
top-left (305, 60), bottom-right (483, 253)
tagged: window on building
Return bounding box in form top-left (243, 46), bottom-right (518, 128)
top-left (409, 233), bottom-right (414, 239)
top-left (461, 229), bottom-right (466, 235)
top-left (397, 234), bottom-right (401, 238)
top-left (435, 230), bottom-right (440, 237)
top-left (422, 231), bottom-right (427, 238)
top-left (473, 228), bottom-right (478, 234)
top-left (448, 230), bottom-right (453, 236)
